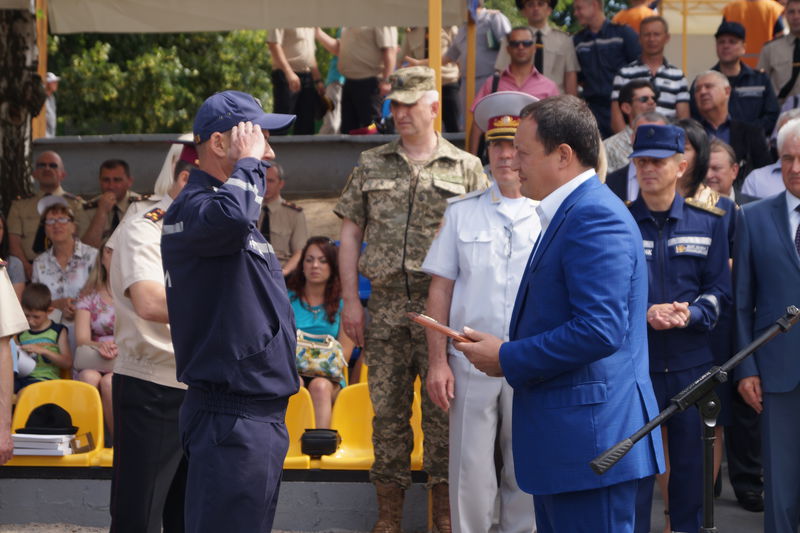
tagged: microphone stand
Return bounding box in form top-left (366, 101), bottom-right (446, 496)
top-left (590, 305), bottom-right (800, 532)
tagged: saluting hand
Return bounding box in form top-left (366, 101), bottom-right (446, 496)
top-left (455, 327), bottom-right (504, 377)
top-left (228, 121), bottom-right (269, 162)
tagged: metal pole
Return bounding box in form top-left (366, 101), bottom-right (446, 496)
top-left (464, 11), bottom-right (476, 151)
top-left (32, 0), bottom-right (48, 140)
top-left (681, 0), bottom-right (688, 74)
top-left (428, 0), bottom-right (443, 132)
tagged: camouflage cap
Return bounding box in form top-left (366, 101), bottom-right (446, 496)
top-left (386, 66), bottom-right (437, 104)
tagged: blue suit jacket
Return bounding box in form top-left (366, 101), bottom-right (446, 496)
top-left (499, 176), bottom-right (663, 495)
top-left (734, 192), bottom-right (800, 392)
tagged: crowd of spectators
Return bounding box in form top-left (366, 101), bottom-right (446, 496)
top-left (2, 0), bottom-right (800, 530)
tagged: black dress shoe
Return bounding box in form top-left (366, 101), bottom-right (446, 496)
top-left (737, 491), bottom-right (764, 512)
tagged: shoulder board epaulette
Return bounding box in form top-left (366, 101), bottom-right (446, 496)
top-left (143, 207), bottom-right (165, 222)
top-left (684, 197), bottom-right (726, 216)
top-left (281, 200), bottom-right (303, 212)
top-left (447, 188), bottom-right (485, 204)
top-left (61, 191), bottom-right (83, 202)
top-left (130, 193), bottom-right (151, 203)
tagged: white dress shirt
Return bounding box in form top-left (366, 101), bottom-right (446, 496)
top-left (742, 161), bottom-right (785, 199)
top-left (422, 183), bottom-right (540, 354)
top-left (535, 168), bottom-right (596, 241)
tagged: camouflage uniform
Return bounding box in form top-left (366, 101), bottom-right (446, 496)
top-left (334, 134), bottom-right (488, 489)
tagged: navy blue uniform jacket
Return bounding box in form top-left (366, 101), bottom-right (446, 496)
top-left (161, 159), bottom-right (300, 398)
top-left (629, 194), bottom-right (732, 373)
top-left (499, 176), bottom-right (664, 495)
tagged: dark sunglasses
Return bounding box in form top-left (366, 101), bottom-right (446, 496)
top-left (508, 40), bottom-right (535, 48)
top-left (36, 162), bottom-right (59, 169)
top-left (634, 95), bottom-right (656, 103)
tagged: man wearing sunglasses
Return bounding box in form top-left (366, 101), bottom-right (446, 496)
top-left (469, 27), bottom-right (559, 155)
top-left (494, 0), bottom-right (579, 96)
top-left (605, 79), bottom-right (658, 172)
top-left (6, 150), bottom-right (86, 280)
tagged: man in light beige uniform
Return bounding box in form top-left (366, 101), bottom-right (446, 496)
top-left (758, 0), bottom-right (800, 104)
top-left (106, 157), bottom-right (191, 533)
top-left (7, 150), bottom-right (86, 279)
top-left (267, 27), bottom-right (322, 135)
top-left (400, 27), bottom-right (461, 132)
top-left (0, 263), bottom-right (27, 465)
top-left (256, 162), bottom-right (308, 276)
top-left (81, 159), bottom-right (143, 248)
top-left (494, 0), bottom-right (579, 95)
top-left (316, 26), bottom-right (398, 133)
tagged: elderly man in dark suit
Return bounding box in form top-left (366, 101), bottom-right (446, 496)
top-left (734, 117), bottom-right (800, 533)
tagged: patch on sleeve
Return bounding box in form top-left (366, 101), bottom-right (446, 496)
top-left (143, 208), bottom-right (165, 222)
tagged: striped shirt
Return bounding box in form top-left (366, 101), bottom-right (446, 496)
top-left (611, 58), bottom-right (690, 116)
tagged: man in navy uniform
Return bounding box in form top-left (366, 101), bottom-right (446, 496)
top-left (627, 124), bottom-right (732, 533)
top-left (161, 91), bottom-right (300, 533)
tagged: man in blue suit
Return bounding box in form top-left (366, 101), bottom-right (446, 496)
top-left (457, 95), bottom-right (664, 533)
top-left (734, 117), bottom-right (800, 533)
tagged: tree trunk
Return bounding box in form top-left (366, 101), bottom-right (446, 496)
top-left (0, 9), bottom-right (46, 215)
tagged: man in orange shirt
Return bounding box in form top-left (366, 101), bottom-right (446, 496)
top-left (723, 0), bottom-right (785, 67)
top-left (612, 0), bottom-right (658, 34)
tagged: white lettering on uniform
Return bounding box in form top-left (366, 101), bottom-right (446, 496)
top-left (164, 270), bottom-right (172, 288)
top-left (248, 238), bottom-right (274, 257)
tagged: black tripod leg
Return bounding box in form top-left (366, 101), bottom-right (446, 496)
top-left (700, 391), bottom-right (721, 533)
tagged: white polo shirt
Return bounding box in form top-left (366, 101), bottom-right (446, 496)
top-left (422, 183), bottom-right (540, 357)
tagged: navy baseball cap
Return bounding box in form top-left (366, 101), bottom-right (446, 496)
top-left (193, 90), bottom-right (295, 144)
top-left (715, 21), bottom-right (745, 40)
top-left (630, 124), bottom-right (685, 159)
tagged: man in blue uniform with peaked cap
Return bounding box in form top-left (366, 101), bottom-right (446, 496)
top-left (161, 90), bottom-right (301, 533)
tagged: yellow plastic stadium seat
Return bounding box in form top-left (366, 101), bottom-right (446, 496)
top-left (320, 382), bottom-right (424, 471)
top-left (283, 386), bottom-right (316, 469)
top-left (6, 380), bottom-right (104, 467)
top-left (359, 363), bottom-right (368, 383)
top-left (93, 447), bottom-right (114, 468)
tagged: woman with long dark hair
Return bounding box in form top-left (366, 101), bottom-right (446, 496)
top-left (285, 236), bottom-right (354, 427)
top-left (675, 118), bottom-right (711, 198)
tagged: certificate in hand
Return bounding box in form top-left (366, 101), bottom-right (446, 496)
top-left (406, 312), bottom-right (472, 343)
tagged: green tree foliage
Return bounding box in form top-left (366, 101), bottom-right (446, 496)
top-left (48, 31), bottom-right (276, 134)
top-left (46, 0), bottom-right (633, 135)
top-left (487, 0), bottom-right (629, 33)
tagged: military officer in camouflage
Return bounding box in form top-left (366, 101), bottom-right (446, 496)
top-left (335, 66), bottom-right (489, 533)
top-left (6, 151), bottom-right (86, 280)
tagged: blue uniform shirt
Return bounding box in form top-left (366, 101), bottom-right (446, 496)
top-left (629, 194), bottom-right (732, 372)
top-left (161, 159), bottom-right (301, 398)
top-left (573, 21), bottom-right (641, 103)
top-left (690, 61), bottom-right (779, 136)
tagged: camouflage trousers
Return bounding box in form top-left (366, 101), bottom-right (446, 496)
top-left (365, 289), bottom-right (449, 489)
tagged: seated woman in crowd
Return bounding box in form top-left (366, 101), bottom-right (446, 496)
top-left (0, 212), bottom-right (25, 299)
top-left (32, 200), bottom-right (98, 352)
top-left (286, 236), bottom-right (354, 428)
top-left (74, 241), bottom-right (116, 439)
